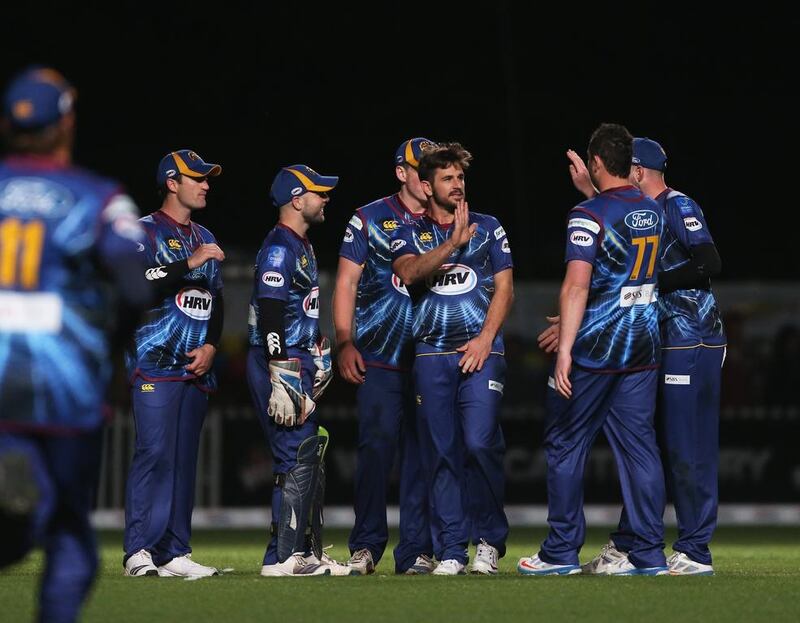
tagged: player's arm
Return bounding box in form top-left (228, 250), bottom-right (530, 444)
top-left (658, 243), bottom-right (721, 294)
top-left (554, 260), bottom-right (593, 399)
top-left (332, 256), bottom-right (366, 384)
top-left (457, 268), bottom-right (514, 373)
top-left (185, 292), bottom-right (223, 376)
top-left (145, 243), bottom-right (225, 294)
top-left (393, 199), bottom-right (477, 285)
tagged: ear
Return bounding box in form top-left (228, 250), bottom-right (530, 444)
top-left (290, 195), bottom-right (305, 212)
top-left (165, 178), bottom-right (179, 194)
top-left (395, 165), bottom-right (407, 184)
top-left (421, 179), bottom-right (433, 198)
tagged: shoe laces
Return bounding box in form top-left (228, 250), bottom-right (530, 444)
top-left (321, 545), bottom-right (342, 566)
top-left (477, 539), bottom-right (498, 565)
top-left (351, 548), bottom-right (371, 564)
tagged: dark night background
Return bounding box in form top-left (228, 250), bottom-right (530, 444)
top-left (3, 5), bottom-right (798, 280)
top-left (3, 5), bottom-right (799, 507)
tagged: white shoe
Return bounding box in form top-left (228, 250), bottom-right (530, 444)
top-left (405, 554), bottom-right (435, 575)
top-left (347, 548), bottom-right (375, 575)
top-left (667, 552), bottom-right (714, 576)
top-left (596, 555), bottom-right (669, 576)
top-left (470, 539), bottom-right (499, 575)
top-left (518, 554), bottom-right (581, 576)
top-left (581, 541), bottom-right (628, 575)
top-left (157, 553), bottom-right (218, 578)
top-left (432, 559), bottom-right (466, 575)
top-left (319, 547), bottom-right (353, 576)
top-left (260, 553), bottom-right (330, 577)
top-left (124, 549), bottom-right (158, 577)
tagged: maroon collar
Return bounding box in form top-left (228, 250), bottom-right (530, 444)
top-left (4, 154), bottom-right (68, 171)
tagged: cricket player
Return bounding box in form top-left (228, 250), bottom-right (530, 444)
top-left (562, 138), bottom-right (725, 575)
top-left (0, 66), bottom-right (149, 621)
top-left (123, 149), bottom-right (224, 578)
top-left (334, 138), bottom-right (435, 575)
top-left (518, 123), bottom-right (668, 576)
top-left (392, 143), bottom-right (513, 576)
top-left (247, 164), bottom-right (348, 576)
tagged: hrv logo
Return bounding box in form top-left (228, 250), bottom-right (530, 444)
top-left (175, 287), bottom-right (213, 319)
top-left (569, 231), bottom-right (593, 246)
top-left (303, 287), bottom-right (320, 318)
top-left (426, 264), bottom-right (477, 295)
top-left (262, 271), bottom-right (285, 287)
top-left (624, 210), bottom-right (659, 230)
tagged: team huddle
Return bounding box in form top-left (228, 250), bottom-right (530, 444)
top-left (0, 66), bottom-right (725, 619)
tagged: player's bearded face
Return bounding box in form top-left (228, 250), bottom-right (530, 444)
top-left (430, 165), bottom-right (465, 212)
top-left (176, 175), bottom-right (210, 210)
top-left (302, 192), bottom-right (329, 224)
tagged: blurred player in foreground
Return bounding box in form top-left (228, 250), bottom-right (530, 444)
top-left (0, 66), bottom-right (149, 621)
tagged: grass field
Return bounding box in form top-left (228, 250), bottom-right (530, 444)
top-left (2, 527), bottom-right (799, 622)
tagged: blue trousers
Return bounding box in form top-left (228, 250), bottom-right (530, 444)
top-left (0, 429), bottom-right (102, 623)
top-left (124, 380), bottom-right (208, 566)
top-left (540, 367), bottom-right (666, 569)
top-left (414, 350), bottom-right (508, 564)
top-left (612, 345), bottom-right (724, 565)
top-left (347, 365), bottom-right (431, 573)
top-left (246, 347), bottom-right (318, 565)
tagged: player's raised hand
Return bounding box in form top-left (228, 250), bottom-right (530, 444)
top-left (554, 350), bottom-right (573, 399)
top-left (185, 343), bottom-right (217, 376)
top-left (537, 315), bottom-right (561, 354)
top-left (337, 340), bottom-right (366, 384)
top-left (456, 332), bottom-right (492, 374)
top-left (450, 199), bottom-right (477, 249)
top-left (566, 149), bottom-right (597, 200)
top-left (188, 243), bottom-right (225, 269)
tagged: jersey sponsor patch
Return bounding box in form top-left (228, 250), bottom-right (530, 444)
top-left (0, 291), bottom-right (63, 333)
top-left (103, 194), bottom-right (143, 242)
top-left (501, 238), bottom-right (511, 253)
top-left (262, 271), bottom-right (285, 287)
top-left (303, 286), bottom-right (320, 318)
top-left (567, 217), bottom-right (601, 234)
top-left (343, 227), bottom-right (354, 243)
top-left (145, 267), bottom-right (168, 281)
top-left (267, 332), bottom-right (282, 356)
top-left (624, 210), bottom-right (660, 230)
top-left (425, 263), bottom-right (477, 295)
top-left (267, 246), bottom-right (286, 267)
top-left (0, 177), bottom-right (73, 218)
top-left (382, 219), bottom-right (398, 231)
top-left (390, 239), bottom-right (406, 252)
top-left (684, 216), bottom-right (703, 231)
top-left (494, 225), bottom-right (506, 239)
top-left (349, 214), bottom-right (363, 230)
top-left (569, 231), bottom-right (594, 246)
top-left (391, 273), bottom-right (409, 296)
top-left (167, 238), bottom-right (182, 250)
top-left (419, 231), bottom-right (433, 242)
top-left (619, 283), bottom-right (657, 308)
top-left (488, 380), bottom-right (504, 394)
top-left (664, 374), bottom-right (691, 385)
top-left (175, 287), bottom-right (213, 320)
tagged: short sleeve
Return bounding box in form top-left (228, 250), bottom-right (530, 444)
top-left (667, 194), bottom-right (714, 248)
top-left (339, 211), bottom-right (369, 265)
top-left (255, 244), bottom-right (295, 301)
top-left (564, 208), bottom-right (601, 264)
top-left (487, 218), bottom-right (513, 273)
top-left (390, 222), bottom-right (419, 260)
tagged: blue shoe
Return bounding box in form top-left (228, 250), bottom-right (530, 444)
top-left (518, 554), bottom-right (581, 576)
top-left (602, 557), bottom-right (669, 576)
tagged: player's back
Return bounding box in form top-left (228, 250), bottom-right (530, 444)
top-left (0, 155), bottom-right (140, 430)
top-left (566, 185), bottom-right (664, 372)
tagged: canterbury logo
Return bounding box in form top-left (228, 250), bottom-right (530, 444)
top-left (267, 332), bottom-right (282, 356)
top-left (141, 383), bottom-right (155, 392)
top-left (145, 267), bottom-right (168, 281)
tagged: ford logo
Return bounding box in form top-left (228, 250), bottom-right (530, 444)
top-left (624, 210), bottom-right (659, 230)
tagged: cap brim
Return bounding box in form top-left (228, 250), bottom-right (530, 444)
top-left (306, 175), bottom-right (338, 192)
top-left (187, 163), bottom-right (222, 177)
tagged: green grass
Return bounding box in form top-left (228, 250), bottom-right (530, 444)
top-left (2, 527), bottom-right (799, 622)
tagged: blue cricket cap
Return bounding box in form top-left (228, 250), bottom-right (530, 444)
top-left (156, 149), bottom-right (222, 186)
top-left (394, 137), bottom-right (436, 168)
top-left (2, 66), bottom-right (76, 130)
top-left (270, 164), bottom-right (339, 207)
top-left (632, 137), bottom-right (667, 172)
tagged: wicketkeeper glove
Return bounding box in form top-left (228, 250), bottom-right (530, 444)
top-left (268, 358), bottom-right (316, 427)
top-left (310, 336), bottom-right (332, 400)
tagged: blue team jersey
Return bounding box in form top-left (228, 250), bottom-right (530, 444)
top-left (126, 210), bottom-right (223, 389)
top-left (338, 194), bottom-right (423, 369)
top-left (249, 223), bottom-right (319, 351)
top-left (565, 186), bottom-right (664, 372)
top-left (0, 155), bottom-right (145, 431)
top-left (656, 189), bottom-right (726, 347)
top-left (392, 211), bottom-right (513, 351)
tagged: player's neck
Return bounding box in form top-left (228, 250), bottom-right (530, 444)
top-left (278, 213), bottom-right (309, 239)
top-left (596, 173), bottom-right (630, 192)
top-left (428, 202), bottom-right (455, 224)
top-left (397, 186), bottom-right (426, 215)
top-left (160, 201), bottom-right (192, 226)
top-left (641, 179), bottom-right (668, 199)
